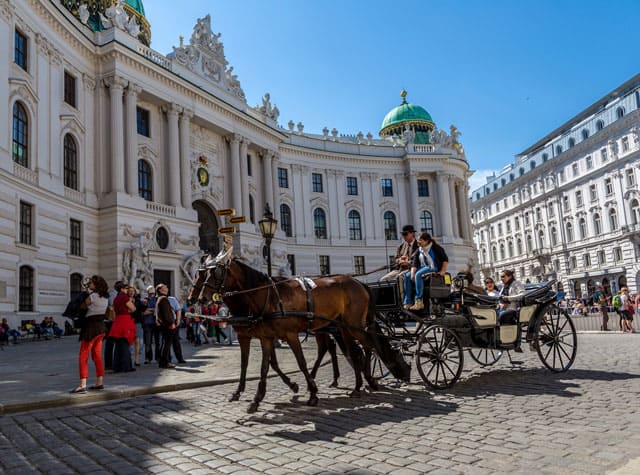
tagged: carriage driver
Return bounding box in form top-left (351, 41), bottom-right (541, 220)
top-left (381, 225), bottom-right (419, 303)
top-left (498, 269), bottom-right (526, 352)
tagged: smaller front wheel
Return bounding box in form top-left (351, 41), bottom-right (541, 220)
top-left (416, 325), bottom-right (463, 389)
top-left (367, 351), bottom-right (390, 381)
top-left (468, 348), bottom-right (503, 366)
top-left (534, 305), bottom-right (577, 372)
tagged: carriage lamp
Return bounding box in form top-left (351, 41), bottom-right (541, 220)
top-left (259, 203), bottom-right (278, 277)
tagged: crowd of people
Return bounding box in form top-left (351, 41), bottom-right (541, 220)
top-left (0, 316), bottom-right (65, 345)
top-left (67, 276), bottom-right (233, 394)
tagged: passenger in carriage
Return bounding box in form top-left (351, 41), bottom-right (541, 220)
top-left (403, 232), bottom-right (449, 311)
top-left (484, 278), bottom-right (500, 297)
top-left (380, 224), bottom-right (419, 282)
top-left (497, 269), bottom-right (526, 311)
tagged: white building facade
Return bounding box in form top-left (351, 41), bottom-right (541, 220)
top-left (470, 73), bottom-right (640, 298)
top-left (1, 0), bottom-right (475, 327)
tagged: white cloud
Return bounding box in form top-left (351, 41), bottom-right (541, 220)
top-left (468, 169), bottom-right (499, 196)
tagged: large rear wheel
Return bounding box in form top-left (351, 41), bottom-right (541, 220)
top-left (468, 348), bottom-right (503, 366)
top-left (416, 325), bottom-right (463, 389)
top-left (534, 304), bottom-right (577, 372)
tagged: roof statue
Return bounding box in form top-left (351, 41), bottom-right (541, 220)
top-left (254, 93), bottom-right (280, 123)
top-left (168, 15), bottom-right (246, 102)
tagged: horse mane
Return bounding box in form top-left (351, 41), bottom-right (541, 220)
top-left (232, 258), bottom-right (271, 289)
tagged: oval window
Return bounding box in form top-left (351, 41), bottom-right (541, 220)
top-left (156, 227), bottom-right (169, 249)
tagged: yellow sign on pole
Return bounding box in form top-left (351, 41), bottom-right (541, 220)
top-left (218, 226), bottom-right (236, 234)
top-left (228, 216), bottom-right (246, 224)
top-left (217, 208), bottom-right (235, 217)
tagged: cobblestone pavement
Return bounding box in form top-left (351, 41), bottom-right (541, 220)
top-left (1, 334), bottom-right (639, 474)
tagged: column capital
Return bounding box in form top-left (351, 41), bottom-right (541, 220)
top-left (103, 75), bottom-right (128, 91)
top-left (227, 133), bottom-right (242, 145)
top-left (241, 137), bottom-right (252, 148)
top-left (82, 74), bottom-right (96, 91)
top-left (126, 83), bottom-right (142, 96)
top-left (0, 0), bottom-right (15, 23)
top-left (162, 102), bottom-right (182, 117)
top-left (181, 108), bottom-right (194, 121)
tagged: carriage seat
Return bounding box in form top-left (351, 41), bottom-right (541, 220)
top-left (462, 292), bottom-right (499, 306)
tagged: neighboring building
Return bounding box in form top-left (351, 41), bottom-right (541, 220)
top-left (1, 0), bottom-right (475, 326)
top-left (470, 73), bottom-right (640, 298)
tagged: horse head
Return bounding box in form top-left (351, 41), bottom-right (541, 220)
top-left (186, 266), bottom-right (209, 305)
top-left (198, 247), bottom-right (234, 304)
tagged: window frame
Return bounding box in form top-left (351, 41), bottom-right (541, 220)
top-left (381, 178), bottom-right (393, 197)
top-left (137, 159), bottom-right (153, 201)
top-left (277, 167), bottom-right (289, 188)
top-left (12, 101), bottom-right (29, 167)
top-left (63, 134), bottom-right (78, 190)
top-left (64, 70), bottom-right (77, 108)
top-left (19, 201), bottom-right (33, 246)
top-left (69, 218), bottom-right (82, 256)
top-left (14, 29), bottom-right (28, 71)
top-left (346, 176), bottom-right (358, 195)
top-left (417, 179), bottom-right (429, 197)
top-left (312, 173), bottom-right (323, 193)
top-left (136, 107), bottom-right (151, 137)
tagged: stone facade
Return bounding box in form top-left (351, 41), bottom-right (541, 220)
top-left (0, 0), bottom-right (475, 327)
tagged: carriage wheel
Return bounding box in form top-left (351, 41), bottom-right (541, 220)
top-left (416, 325), bottom-right (463, 389)
top-left (367, 351), bottom-right (390, 381)
top-left (468, 348), bottom-right (503, 366)
top-left (534, 304), bottom-right (577, 372)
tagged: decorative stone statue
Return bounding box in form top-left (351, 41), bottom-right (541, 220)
top-left (122, 231), bottom-right (153, 291)
top-left (78, 4), bottom-right (90, 24)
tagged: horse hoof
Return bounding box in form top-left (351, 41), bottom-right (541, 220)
top-left (247, 402), bottom-right (259, 413)
top-left (229, 393), bottom-right (240, 402)
top-left (349, 390), bottom-right (361, 398)
top-left (291, 382), bottom-right (299, 393)
top-left (368, 382), bottom-right (379, 391)
top-left (307, 396), bottom-right (319, 406)
top-left (329, 381), bottom-right (339, 388)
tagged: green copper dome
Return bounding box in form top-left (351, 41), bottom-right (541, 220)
top-left (379, 90), bottom-right (435, 144)
top-left (125, 0), bottom-right (145, 16)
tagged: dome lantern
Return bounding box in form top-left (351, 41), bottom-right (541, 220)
top-left (379, 90), bottom-right (435, 144)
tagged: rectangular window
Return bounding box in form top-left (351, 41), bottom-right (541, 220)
top-left (247, 154), bottom-right (252, 176)
top-left (19, 201), bottom-right (33, 245)
top-left (136, 107), bottom-right (150, 137)
top-left (354, 256), bottom-right (365, 275)
top-left (597, 250), bottom-right (606, 265)
top-left (64, 71), bottom-right (77, 107)
top-left (572, 163), bottom-right (579, 177)
top-left (287, 254), bottom-right (296, 275)
top-left (381, 178), bottom-right (393, 197)
top-left (70, 219), bottom-right (82, 256)
top-left (548, 203), bottom-right (555, 218)
top-left (622, 136), bottom-right (629, 152)
top-left (558, 170), bottom-right (565, 183)
top-left (346, 176), bottom-right (358, 195)
top-left (605, 178), bottom-right (613, 195)
top-left (585, 156), bottom-right (593, 170)
top-left (570, 256), bottom-right (577, 270)
top-left (14, 29), bottom-right (27, 71)
top-left (417, 179), bottom-right (429, 197)
top-left (563, 196), bottom-right (569, 211)
top-left (312, 173), bottom-right (323, 193)
top-left (575, 190), bottom-right (583, 207)
top-left (524, 212), bottom-right (530, 226)
top-left (497, 223), bottom-right (503, 236)
top-left (506, 220), bottom-right (511, 232)
top-left (496, 202), bottom-right (500, 212)
top-left (601, 148), bottom-right (608, 162)
top-left (583, 253), bottom-right (591, 267)
top-left (278, 167), bottom-right (289, 188)
top-left (535, 207), bottom-right (542, 221)
top-left (613, 247), bottom-right (622, 262)
top-left (590, 184), bottom-right (598, 201)
top-left (319, 255), bottom-right (330, 275)
top-left (626, 168), bottom-right (635, 187)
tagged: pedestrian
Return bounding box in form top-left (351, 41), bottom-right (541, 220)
top-left (618, 287), bottom-right (634, 333)
top-left (155, 283), bottom-right (185, 368)
top-left (127, 285), bottom-right (145, 367)
top-left (70, 275), bottom-right (109, 394)
top-left (103, 281), bottom-right (119, 371)
top-left (593, 283), bottom-right (609, 331)
top-left (142, 285), bottom-right (159, 364)
top-left (109, 282), bottom-right (136, 372)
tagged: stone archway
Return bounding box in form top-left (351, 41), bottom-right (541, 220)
top-left (192, 200), bottom-right (220, 255)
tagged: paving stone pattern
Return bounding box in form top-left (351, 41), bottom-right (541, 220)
top-left (1, 334), bottom-right (639, 474)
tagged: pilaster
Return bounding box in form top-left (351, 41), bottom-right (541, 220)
top-left (239, 138), bottom-right (250, 217)
top-left (125, 83), bottom-right (141, 196)
top-left (228, 134), bottom-right (242, 213)
top-left (179, 109), bottom-right (193, 208)
top-left (104, 76), bottom-right (128, 193)
top-left (164, 102), bottom-right (182, 206)
top-left (437, 172), bottom-right (453, 239)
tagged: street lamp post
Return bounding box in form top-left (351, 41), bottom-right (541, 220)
top-left (259, 203), bottom-right (278, 277)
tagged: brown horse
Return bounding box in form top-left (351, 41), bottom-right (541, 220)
top-left (197, 248), bottom-right (379, 413)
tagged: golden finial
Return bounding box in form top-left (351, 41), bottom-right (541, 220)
top-left (400, 89), bottom-right (407, 104)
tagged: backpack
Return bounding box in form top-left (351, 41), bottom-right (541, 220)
top-left (612, 294), bottom-right (622, 309)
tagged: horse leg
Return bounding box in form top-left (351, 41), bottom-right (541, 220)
top-left (285, 335), bottom-right (319, 407)
top-left (269, 344), bottom-right (299, 394)
top-left (327, 333), bottom-right (341, 387)
top-left (309, 333), bottom-right (327, 379)
top-left (230, 334), bottom-right (250, 402)
top-left (248, 338), bottom-right (273, 413)
top-left (362, 347), bottom-right (379, 391)
top-left (342, 332), bottom-right (364, 397)
top-left (310, 333), bottom-right (341, 387)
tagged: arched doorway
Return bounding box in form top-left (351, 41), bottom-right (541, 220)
top-left (192, 200), bottom-right (220, 255)
top-left (618, 275), bottom-right (627, 289)
top-left (602, 277), bottom-right (611, 296)
top-left (587, 279), bottom-right (595, 298)
top-left (573, 281), bottom-right (581, 299)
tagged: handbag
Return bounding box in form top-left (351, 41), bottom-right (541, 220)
top-left (105, 306), bottom-right (115, 321)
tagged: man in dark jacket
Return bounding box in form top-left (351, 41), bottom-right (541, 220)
top-left (155, 283), bottom-right (179, 369)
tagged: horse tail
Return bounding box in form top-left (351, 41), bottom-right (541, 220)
top-left (364, 286), bottom-right (411, 382)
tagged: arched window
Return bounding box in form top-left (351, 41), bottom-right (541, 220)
top-left (568, 138), bottom-right (575, 148)
top-left (538, 230), bottom-right (545, 248)
top-left (19, 265), bottom-right (34, 311)
top-left (248, 195), bottom-right (255, 224)
top-left (530, 161), bottom-right (536, 170)
top-left (492, 246), bottom-right (497, 261)
top-left (348, 210), bottom-right (362, 240)
top-left (616, 107), bottom-right (625, 119)
top-left (13, 102), bottom-right (29, 167)
top-left (566, 222), bottom-right (574, 242)
top-left (597, 119), bottom-right (604, 131)
top-left (516, 238), bottom-right (523, 255)
top-left (593, 213), bottom-right (602, 235)
top-left (498, 243), bottom-right (505, 259)
top-left (63, 134), bottom-right (78, 190)
top-left (579, 218), bottom-right (587, 239)
top-left (137, 159), bottom-right (153, 201)
top-left (519, 167), bottom-right (525, 176)
top-left (280, 204), bottom-right (292, 237)
top-left (581, 129), bottom-right (589, 140)
top-left (542, 153), bottom-right (548, 162)
top-left (526, 234), bottom-right (533, 252)
top-left (70, 272), bottom-right (83, 302)
top-left (313, 208), bottom-right (327, 239)
top-left (556, 145), bottom-right (563, 155)
top-left (481, 248), bottom-right (487, 263)
top-left (378, 211), bottom-right (394, 241)
top-left (507, 240), bottom-right (514, 257)
top-left (631, 199), bottom-right (640, 225)
top-left (419, 210), bottom-right (434, 234)
top-left (609, 208), bottom-right (618, 230)
top-left (551, 227), bottom-right (558, 246)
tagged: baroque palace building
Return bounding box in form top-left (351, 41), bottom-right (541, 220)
top-left (1, 0), bottom-right (475, 326)
top-left (470, 73), bottom-right (640, 298)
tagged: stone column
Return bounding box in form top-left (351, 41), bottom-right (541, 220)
top-left (0, 3), bottom-right (11, 154)
top-left (262, 150), bottom-right (275, 212)
top-left (458, 183), bottom-right (472, 240)
top-left (396, 173), bottom-right (410, 227)
top-left (179, 109), bottom-right (193, 208)
top-left (239, 138), bottom-right (250, 217)
top-left (82, 74), bottom-right (96, 192)
top-left (105, 76), bottom-right (128, 193)
top-left (408, 172), bottom-right (419, 228)
top-left (49, 47), bottom-right (64, 178)
top-left (125, 83), bottom-right (141, 196)
top-left (449, 177), bottom-right (460, 238)
top-left (371, 174), bottom-right (383, 240)
top-left (327, 170), bottom-right (339, 240)
top-left (362, 173), bottom-right (376, 240)
top-left (165, 103), bottom-right (181, 206)
top-left (437, 173), bottom-right (453, 238)
top-left (292, 164), bottom-right (306, 238)
top-left (35, 34), bottom-right (51, 175)
top-left (228, 134), bottom-right (242, 213)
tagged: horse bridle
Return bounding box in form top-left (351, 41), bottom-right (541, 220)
top-left (201, 261), bottom-right (229, 303)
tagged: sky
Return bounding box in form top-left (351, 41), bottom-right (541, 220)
top-left (143, 0), bottom-right (640, 193)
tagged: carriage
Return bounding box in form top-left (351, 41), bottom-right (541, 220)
top-left (366, 273), bottom-right (578, 389)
